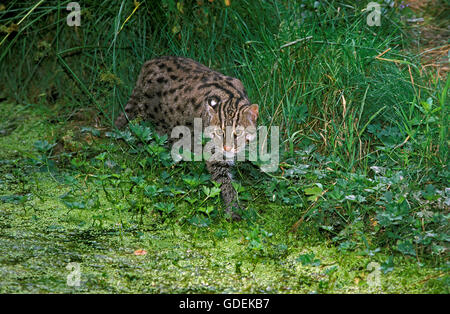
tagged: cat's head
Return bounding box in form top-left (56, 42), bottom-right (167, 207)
top-left (205, 99), bottom-right (259, 158)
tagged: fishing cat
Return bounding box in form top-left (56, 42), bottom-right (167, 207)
top-left (115, 56), bottom-right (259, 221)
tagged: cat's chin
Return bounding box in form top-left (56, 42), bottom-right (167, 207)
top-left (223, 151), bottom-right (236, 159)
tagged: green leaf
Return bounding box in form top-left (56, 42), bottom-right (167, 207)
top-left (422, 184), bottom-right (439, 201)
top-left (198, 206), bottom-right (214, 215)
top-left (0, 194), bottom-right (28, 204)
top-left (154, 202), bottom-right (175, 214)
top-left (338, 241), bottom-right (356, 252)
top-left (296, 253), bottom-right (321, 266)
top-left (304, 185), bottom-right (323, 201)
top-left (209, 187), bottom-right (221, 198)
top-left (232, 182), bottom-right (245, 193)
top-left (95, 152), bottom-right (107, 161)
top-left (80, 126), bottom-right (100, 137)
top-left (34, 140), bottom-right (55, 153)
top-left (129, 123), bottom-right (152, 143)
top-left (396, 240), bottom-right (416, 256)
top-left (188, 215), bottom-right (211, 227)
top-left (420, 97), bottom-right (433, 113)
top-left (202, 186), bottom-right (210, 196)
top-left (144, 185), bottom-right (162, 197)
top-left (381, 256), bottom-right (395, 274)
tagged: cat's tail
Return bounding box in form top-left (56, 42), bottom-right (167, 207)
top-left (114, 90), bottom-right (141, 129)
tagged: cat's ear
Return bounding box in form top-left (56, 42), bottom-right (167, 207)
top-left (245, 104), bottom-right (259, 123)
top-left (205, 98), bottom-right (219, 119)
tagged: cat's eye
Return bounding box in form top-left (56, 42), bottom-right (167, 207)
top-left (235, 129), bottom-right (243, 136)
top-left (215, 129), bottom-right (224, 136)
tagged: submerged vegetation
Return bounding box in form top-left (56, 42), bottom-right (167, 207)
top-left (0, 0), bottom-right (448, 293)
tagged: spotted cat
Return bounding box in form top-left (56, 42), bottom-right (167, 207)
top-left (115, 56), bottom-right (259, 220)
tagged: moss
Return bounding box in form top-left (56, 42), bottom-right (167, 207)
top-left (0, 184), bottom-right (445, 293)
top-left (0, 102), bottom-right (446, 293)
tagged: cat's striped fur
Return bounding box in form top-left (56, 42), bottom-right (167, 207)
top-left (115, 56), bottom-right (259, 220)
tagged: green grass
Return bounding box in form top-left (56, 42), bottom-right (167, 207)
top-left (0, 0), bottom-right (448, 293)
top-left (0, 102), bottom-right (448, 294)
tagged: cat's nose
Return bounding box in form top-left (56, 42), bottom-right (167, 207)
top-left (223, 145), bottom-right (232, 152)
